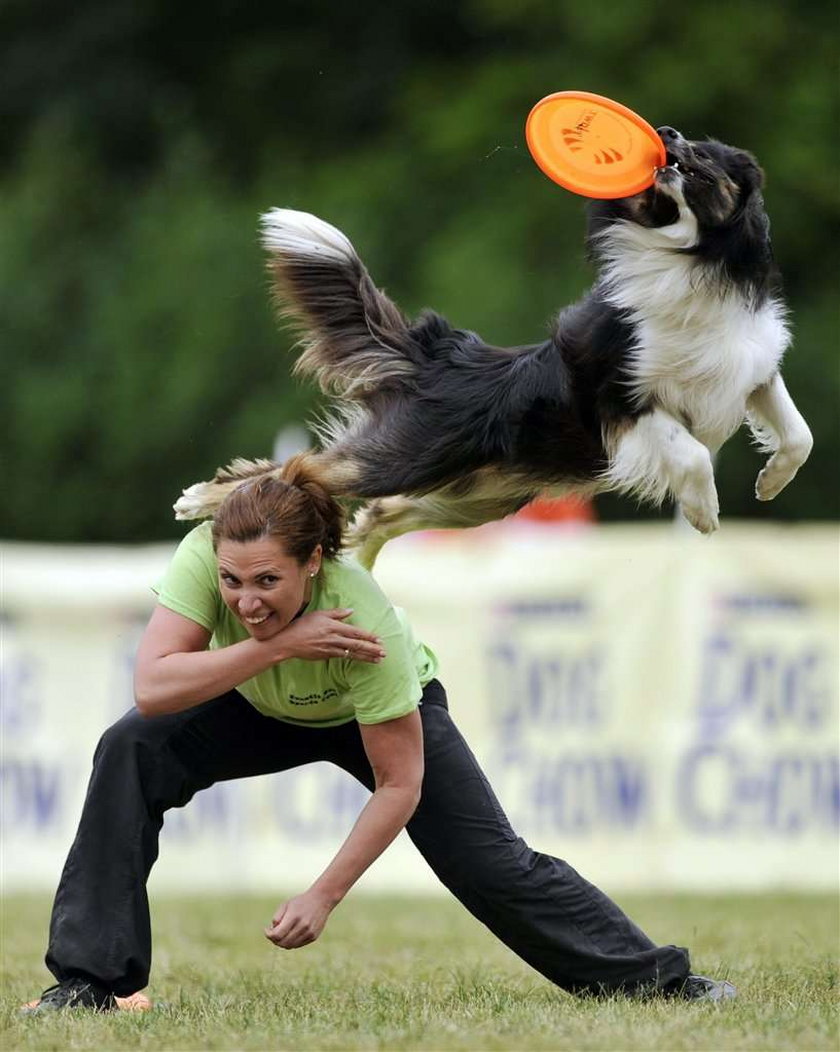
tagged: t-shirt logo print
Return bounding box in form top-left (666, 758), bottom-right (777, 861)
top-left (288, 689), bottom-right (339, 707)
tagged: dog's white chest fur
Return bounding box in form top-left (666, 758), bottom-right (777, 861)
top-left (603, 247), bottom-right (789, 451)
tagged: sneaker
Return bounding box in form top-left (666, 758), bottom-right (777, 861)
top-left (679, 973), bottom-right (737, 1002)
top-left (20, 978), bottom-right (116, 1014)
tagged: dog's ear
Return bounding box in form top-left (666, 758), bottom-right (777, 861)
top-left (721, 153), bottom-right (775, 301)
top-left (732, 148), bottom-right (765, 194)
top-left (750, 194), bottom-right (772, 247)
top-left (736, 170), bottom-right (771, 251)
top-left (730, 149), bottom-right (769, 233)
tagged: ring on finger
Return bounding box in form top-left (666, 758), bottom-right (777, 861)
top-left (344, 647), bottom-right (350, 658)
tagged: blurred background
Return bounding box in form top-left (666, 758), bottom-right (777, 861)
top-left (1, 0), bottom-right (838, 541)
top-left (1, 0), bottom-right (838, 897)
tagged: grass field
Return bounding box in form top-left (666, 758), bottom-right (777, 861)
top-left (2, 892), bottom-right (837, 1051)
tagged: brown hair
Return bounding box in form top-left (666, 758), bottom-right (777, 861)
top-left (210, 453), bottom-right (344, 563)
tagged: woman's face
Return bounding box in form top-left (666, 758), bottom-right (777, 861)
top-left (216, 536), bottom-right (321, 640)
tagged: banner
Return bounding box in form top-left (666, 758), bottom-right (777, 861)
top-left (2, 523), bottom-right (837, 894)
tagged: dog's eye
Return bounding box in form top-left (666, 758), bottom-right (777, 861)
top-left (680, 163), bottom-right (716, 185)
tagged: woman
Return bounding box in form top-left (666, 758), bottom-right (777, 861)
top-left (26, 456), bottom-right (734, 1012)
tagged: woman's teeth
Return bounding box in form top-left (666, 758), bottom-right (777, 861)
top-left (244, 613), bottom-right (270, 625)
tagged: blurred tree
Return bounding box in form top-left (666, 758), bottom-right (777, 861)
top-left (1, 0), bottom-right (837, 540)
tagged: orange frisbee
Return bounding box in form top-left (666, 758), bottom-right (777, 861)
top-left (526, 91), bottom-right (666, 199)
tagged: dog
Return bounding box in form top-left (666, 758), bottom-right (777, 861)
top-left (175, 126), bottom-right (812, 569)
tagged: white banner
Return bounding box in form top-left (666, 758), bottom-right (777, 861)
top-left (2, 523), bottom-right (837, 894)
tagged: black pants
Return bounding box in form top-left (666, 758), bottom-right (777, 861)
top-left (46, 680), bottom-right (690, 997)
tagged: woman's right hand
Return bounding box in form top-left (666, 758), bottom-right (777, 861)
top-left (274, 609), bottom-right (386, 664)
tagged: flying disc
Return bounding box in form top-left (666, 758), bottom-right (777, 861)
top-left (526, 91), bottom-right (666, 199)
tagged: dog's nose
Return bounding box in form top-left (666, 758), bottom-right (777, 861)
top-left (657, 126), bottom-right (682, 144)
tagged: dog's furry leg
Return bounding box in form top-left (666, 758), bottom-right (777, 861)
top-left (746, 372), bottom-right (813, 501)
top-left (347, 488), bottom-right (532, 569)
top-left (346, 498), bottom-right (420, 570)
top-left (606, 410), bottom-right (720, 533)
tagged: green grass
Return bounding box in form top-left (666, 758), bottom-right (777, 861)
top-left (2, 893), bottom-right (837, 1050)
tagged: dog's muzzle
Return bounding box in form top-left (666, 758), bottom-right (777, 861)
top-left (657, 125), bottom-right (697, 167)
top-left (654, 125), bottom-right (690, 187)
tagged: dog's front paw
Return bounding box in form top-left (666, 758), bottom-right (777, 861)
top-left (679, 487), bottom-right (720, 534)
top-left (755, 458), bottom-right (799, 502)
top-left (755, 431), bottom-right (813, 502)
top-left (755, 465), bottom-right (784, 502)
top-left (755, 457), bottom-right (805, 502)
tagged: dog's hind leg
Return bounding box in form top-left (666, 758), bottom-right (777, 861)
top-left (346, 486), bottom-right (532, 569)
top-left (345, 498), bottom-right (421, 570)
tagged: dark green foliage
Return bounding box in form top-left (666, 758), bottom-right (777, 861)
top-left (2, 0), bottom-right (837, 540)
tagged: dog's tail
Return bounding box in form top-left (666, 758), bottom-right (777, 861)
top-left (173, 456), bottom-right (282, 521)
top-left (172, 450), bottom-right (354, 522)
top-left (261, 209), bottom-right (419, 401)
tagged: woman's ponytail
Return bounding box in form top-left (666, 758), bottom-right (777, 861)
top-left (211, 452), bottom-right (345, 563)
top-left (278, 453), bottom-right (345, 558)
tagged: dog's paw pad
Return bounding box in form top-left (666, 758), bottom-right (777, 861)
top-left (679, 490), bottom-right (720, 535)
top-left (681, 502), bottom-right (720, 534)
top-left (694, 515), bottom-right (720, 534)
top-left (755, 469), bottom-right (785, 501)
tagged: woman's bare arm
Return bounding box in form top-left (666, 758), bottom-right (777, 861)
top-left (265, 708), bottom-right (424, 948)
top-left (133, 604), bottom-right (385, 717)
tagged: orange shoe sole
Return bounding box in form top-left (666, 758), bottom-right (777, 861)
top-left (21, 991), bottom-right (154, 1012)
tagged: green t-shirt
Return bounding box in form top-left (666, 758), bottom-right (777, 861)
top-left (154, 522), bottom-right (438, 727)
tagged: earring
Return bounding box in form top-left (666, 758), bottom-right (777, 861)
top-left (309, 570), bottom-right (316, 578)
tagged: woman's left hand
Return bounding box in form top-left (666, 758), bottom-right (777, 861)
top-left (264, 888), bottom-right (335, 949)
top-left (265, 712), bottom-right (423, 951)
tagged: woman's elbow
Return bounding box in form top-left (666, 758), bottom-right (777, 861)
top-left (133, 686), bottom-right (157, 718)
top-left (133, 672), bottom-right (166, 718)
top-left (375, 779), bottom-right (423, 818)
top-left (410, 761), bottom-right (425, 811)
top-left (134, 674), bottom-right (194, 718)
top-left (400, 775), bottom-right (424, 816)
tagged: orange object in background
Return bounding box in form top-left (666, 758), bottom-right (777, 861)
top-left (410, 495), bottom-right (596, 549)
top-left (514, 494), bottom-right (596, 524)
